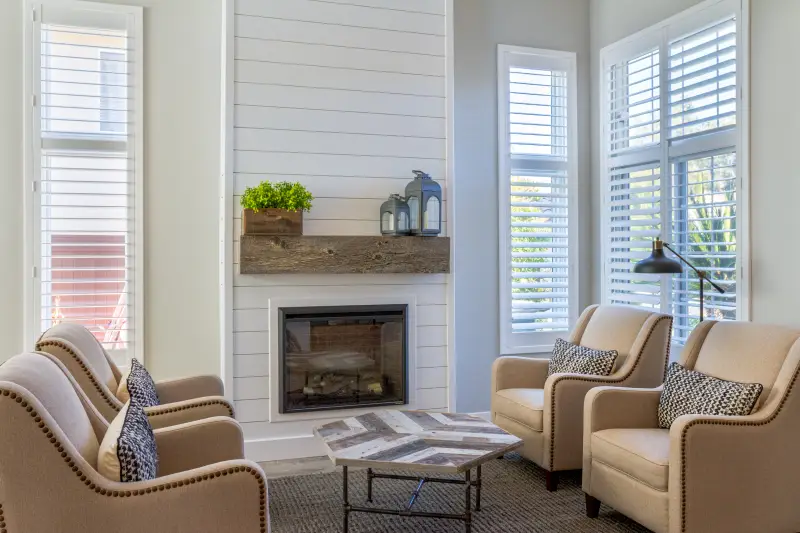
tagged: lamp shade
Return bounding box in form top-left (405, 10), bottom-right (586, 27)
top-left (633, 240), bottom-right (682, 274)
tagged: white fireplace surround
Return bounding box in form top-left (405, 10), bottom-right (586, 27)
top-left (220, 0), bottom-right (453, 462)
top-left (267, 295), bottom-right (418, 424)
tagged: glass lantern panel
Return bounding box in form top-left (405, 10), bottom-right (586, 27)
top-left (398, 211), bottom-right (409, 231)
top-left (407, 197), bottom-right (419, 229)
top-left (382, 211), bottom-right (394, 231)
top-left (424, 197), bottom-right (440, 230)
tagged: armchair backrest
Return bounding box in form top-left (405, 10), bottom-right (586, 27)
top-left (36, 323), bottom-right (124, 420)
top-left (0, 353), bottom-right (103, 468)
top-left (569, 304), bottom-right (672, 381)
top-left (37, 323), bottom-right (121, 389)
top-left (682, 320), bottom-right (800, 407)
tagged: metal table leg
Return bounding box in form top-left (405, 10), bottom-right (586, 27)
top-left (343, 466), bottom-right (350, 533)
top-left (465, 469), bottom-right (472, 533)
top-left (367, 468), bottom-right (373, 503)
top-left (475, 465), bottom-right (482, 512)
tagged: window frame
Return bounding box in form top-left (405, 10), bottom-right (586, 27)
top-left (497, 45), bottom-right (580, 355)
top-left (598, 0), bottom-right (750, 344)
top-left (23, 0), bottom-right (144, 363)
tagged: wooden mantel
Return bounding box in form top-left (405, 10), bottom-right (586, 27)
top-left (239, 235), bottom-right (450, 275)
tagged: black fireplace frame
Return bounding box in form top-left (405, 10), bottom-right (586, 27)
top-left (278, 304), bottom-right (408, 414)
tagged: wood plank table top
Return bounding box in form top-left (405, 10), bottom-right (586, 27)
top-left (314, 411), bottom-right (523, 474)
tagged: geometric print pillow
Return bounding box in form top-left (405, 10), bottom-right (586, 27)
top-left (97, 402), bottom-right (159, 483)
top-left (547, 338), bottom-right (618, 377)
top-left (658, 362), bottom-right (764, 429)
top-left (117, 358), bottom-right (160, 408)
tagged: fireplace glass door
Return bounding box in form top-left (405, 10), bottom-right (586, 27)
top-left (280, 305), bottom-right (407, 413)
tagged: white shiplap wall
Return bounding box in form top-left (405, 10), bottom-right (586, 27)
top-left (228, 0), bottom-right (449, 459)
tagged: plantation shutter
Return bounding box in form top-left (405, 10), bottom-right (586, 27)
top-left (609, 48), bottom-right (661, 155)
top-left (607, 163), bottom-right (662, 309)
top-left (668, 17), bottom-right (737, 140)
top-left (667, 17), bottom-right (738, 343)
top-left (604, 48), bottom-right (663, 311)
top-left (498, 47), bottom-right (577, 354)
top-left (601, 2), bottom-right (743, 346)
top-left (31, 2), bottom-right (142, 364)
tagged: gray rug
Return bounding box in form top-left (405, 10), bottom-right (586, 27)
top-left (268, 453), bottom-right (651, 532)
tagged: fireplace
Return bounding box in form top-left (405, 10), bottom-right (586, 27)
top-left (279, 304), bottom-right (408, 414)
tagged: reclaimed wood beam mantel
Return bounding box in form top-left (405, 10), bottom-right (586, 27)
top-left (239, 235), bottom-right (450, 275)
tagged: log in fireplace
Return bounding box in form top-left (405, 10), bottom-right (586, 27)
top-left (279, 304), bottom-right (408, 414)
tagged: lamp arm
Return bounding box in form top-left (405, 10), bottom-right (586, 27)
top-left (662, 242), bottom-right (726, 294)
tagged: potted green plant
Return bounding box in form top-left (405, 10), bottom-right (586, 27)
top-left (240, 181), bottom-right (313, 236)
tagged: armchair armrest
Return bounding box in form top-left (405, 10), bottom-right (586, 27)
top-left (666, 409), bottom-right (796, 533)
top-left (154, 416), bottom-right (244, 476)
top-left (492, 356), bottom-right (549, 392)
top-left (155, 374), bottom-right (225, 404)
top-left (584, 386), bottom-right (662, 435)
top-left (542, 372), bottom-right (621, 471)
top-left (90, 460), bottom-right (269, 533)
top-left (145, 396), bottom-right (235, 429)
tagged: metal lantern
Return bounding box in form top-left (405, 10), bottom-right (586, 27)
top-left (404, 170), bottom-right (442, 236)
top-left (380, 194), bottom-right (411, 236)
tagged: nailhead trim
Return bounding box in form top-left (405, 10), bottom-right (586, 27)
top-left (679, 358), bottom-right (800, 532)
top-left (0, 502), bottom-right (6, 533)
top-left (547, 315), bottom-right (673, 471)
top-left (36, 340), bottom-right (120, 412)
top-left (0, 388), bottom-right (265, 532)
top-left (147, 400), bottom-right (234, 418)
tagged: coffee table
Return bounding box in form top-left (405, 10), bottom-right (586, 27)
top-left (314, 410), bottom-right (523, 532)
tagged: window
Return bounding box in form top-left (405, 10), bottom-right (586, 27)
top-left (601, 0), bottom-right (748, 344)
top-left (498, 46), bottom-right (579, 355)
top-left (26, 1), bottom-right (143, 365)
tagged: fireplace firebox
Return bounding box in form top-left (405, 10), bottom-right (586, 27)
top-left (279, 305), bottom-right (408, 414)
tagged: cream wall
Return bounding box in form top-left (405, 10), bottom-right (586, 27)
top-left (0, 1), bottom-right (24, 364)
top-left (0, 0), bottom-right (223, 379)
top-left (590, 0), bottom-right (800, 328)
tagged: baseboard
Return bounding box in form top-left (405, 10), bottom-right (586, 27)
top-left (245, 435), bottom-right (326, 463)
top-left (470, 411), bottom-right (491, 421)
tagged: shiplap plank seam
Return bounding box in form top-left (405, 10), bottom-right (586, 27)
top-left (234, 0), bottom-right (446, 36)
top-left (306, 0), bottom-right (445, 16)
top-left (235, 15), bottom-right (444, 55)
top-left (237, 37), bottom-right (444, 58)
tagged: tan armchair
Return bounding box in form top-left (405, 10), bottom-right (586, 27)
top-left (36, 323), bottom-right (234, 428)
top-left (0, 352), bottom-right (269, 533)
top-left (491, 304), bottom-right (672, 490)
top-left (583, 320), bottom-right (800, 533)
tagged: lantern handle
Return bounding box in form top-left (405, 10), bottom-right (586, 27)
top-left (412, 170), bottom-right (431, 180)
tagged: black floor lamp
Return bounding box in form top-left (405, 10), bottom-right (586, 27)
top-left (633, 239), bottom-right (726, 322)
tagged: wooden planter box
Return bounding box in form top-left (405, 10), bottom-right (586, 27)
top-left (242, 208), bottom-right (303, 236)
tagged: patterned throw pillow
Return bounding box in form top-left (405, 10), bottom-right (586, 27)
top-left (117, 358), bottom-right (160, 407)
top-left (548, 338), bottom-right (618, 377)
top-left (658, 362), bottom-right (764, 428)
top-left (97, 402), bottom-right (159, 482)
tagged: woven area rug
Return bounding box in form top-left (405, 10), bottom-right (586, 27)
top-left (268, 453), bottom-right (651, 533)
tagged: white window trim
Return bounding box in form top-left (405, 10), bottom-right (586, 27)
top-left (497, 45), bottom-right (580, 355)
top-left (598, 0), bottom-right (751, 336)
top-left (23, 0), bottom-right (145, 363)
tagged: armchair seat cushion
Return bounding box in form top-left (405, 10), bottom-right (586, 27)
top-left (591, 428), bottom-right (669, 491)
top-left (493, 388), bottom-right (544, 431)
